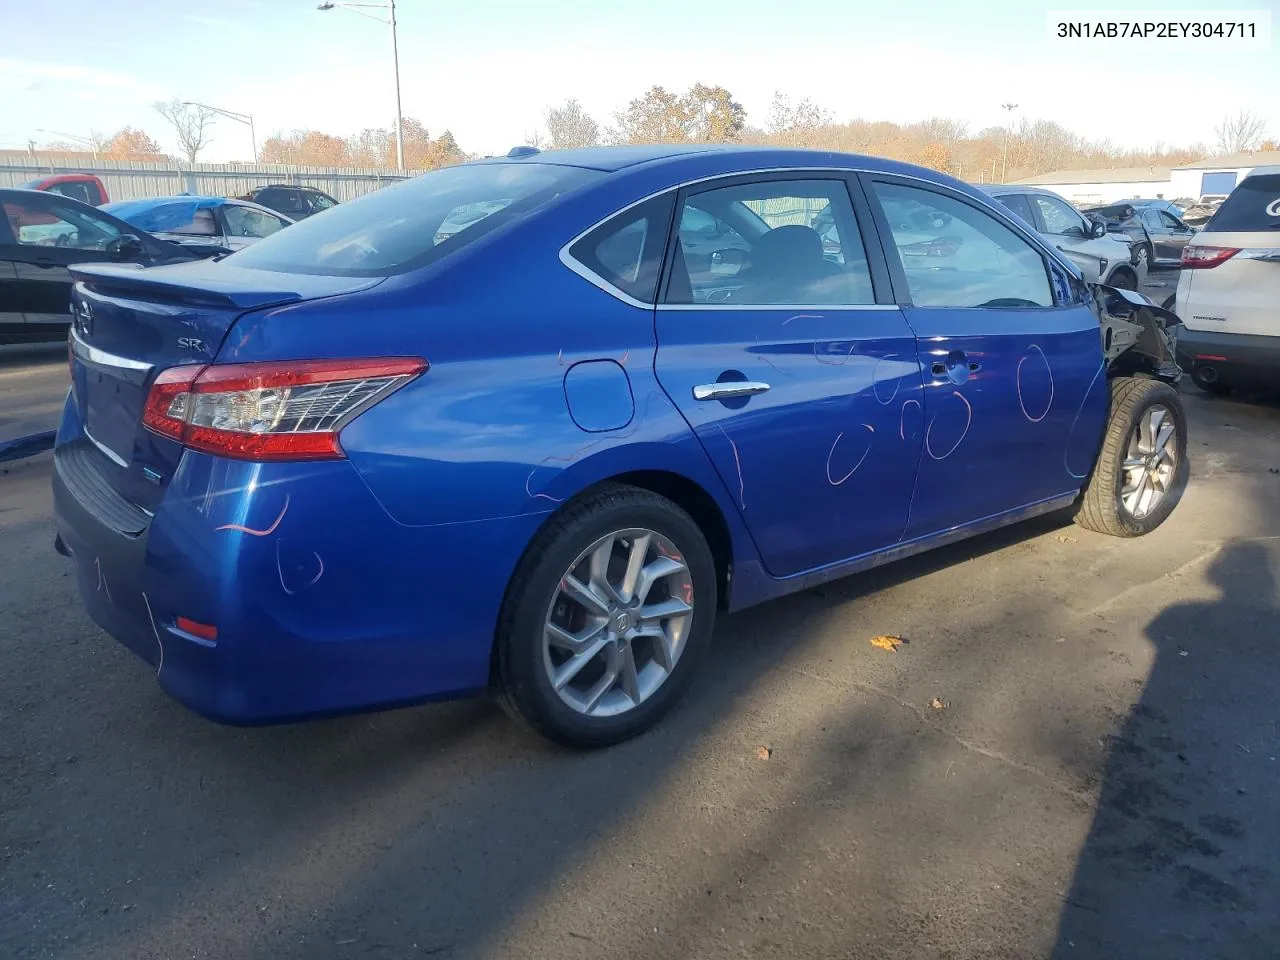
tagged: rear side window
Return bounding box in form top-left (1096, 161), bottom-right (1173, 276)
top-left (1204, 174), bottom-right (1280, 233)
top-left (228, 163), bottom-right (601, 277)
top-left (568, 195), bottom-right (674, 304)
top-left (994, 193), bottom-right (1035, 226)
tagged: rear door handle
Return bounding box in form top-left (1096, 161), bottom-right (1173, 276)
top-left (692, 381), bottom-right (771, 401)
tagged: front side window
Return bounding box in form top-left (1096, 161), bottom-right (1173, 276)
top-left (229, 162), bottom-right (600, 277)
top-left (872, 182), bottom-right (1053, 309)
top-left (568, 195), bottom-right (673, 303)
top-left (1157, 211), bottom-right (1186, 231)
top-left (224, 205), bottom-right (288, 238)
top-left (257, 188), bottom-right (307, 218)
top-left (1, 198), bottom-right (120, 250)
top-left (1032, 194), bottom-right (1086, 238)
top-left (308, 193), bottom-right (337, 213)
top-left (666, 179), bottom-right (874, 306)
top-left (994, 193), bottom-right (1035, 226)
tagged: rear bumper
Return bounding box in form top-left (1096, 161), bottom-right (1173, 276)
top-left (52, 397), bottom-right (548, 724)
top-left (1176, 328), bottom-right (1280, 386)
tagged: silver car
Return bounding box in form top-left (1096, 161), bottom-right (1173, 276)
top-left (982, 185), bottom-right (1146, 290)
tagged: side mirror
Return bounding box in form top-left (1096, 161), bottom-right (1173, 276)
top-left (1088, 219), bottom-right (1108, 239)
top-left (709, 248), bottom-right (745, 275)
top-left (108, 234), bottom-right (145, 262)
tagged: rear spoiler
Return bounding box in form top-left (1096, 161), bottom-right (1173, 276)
top-left (68, 261), bottom-right (381, 311)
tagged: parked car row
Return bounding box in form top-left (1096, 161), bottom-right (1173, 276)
top-left (1081, 198), bottom-right (1198, 267)
top-left (1, 183), bottom-right (342, 345)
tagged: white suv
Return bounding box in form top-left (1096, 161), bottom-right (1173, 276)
top-left (1175, 167), bottom-right (1280, 394)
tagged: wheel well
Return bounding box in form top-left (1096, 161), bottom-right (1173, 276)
top-left (610, 470), bottom-right (734, 610)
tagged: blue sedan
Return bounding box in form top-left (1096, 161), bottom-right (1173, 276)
top-left (53, 145), bottom-right (1187, 745)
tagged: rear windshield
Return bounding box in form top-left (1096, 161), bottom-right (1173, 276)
top-left (226, 162), bottom-right (601, 277)
top-left (1204, 174), bottom-right (1280, 233)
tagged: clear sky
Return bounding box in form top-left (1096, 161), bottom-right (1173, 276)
top-left (1, 0), bottom-right (1276, 162)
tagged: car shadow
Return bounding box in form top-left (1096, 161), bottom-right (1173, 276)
top-left (1051, 541), bottom-right (1280, 958)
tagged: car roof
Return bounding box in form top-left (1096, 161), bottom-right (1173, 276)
top-left (980, 184), bottom-right (1061, 198)
top-left (103, 196), bottom-right (288, 218)
top-left (487, 143), bottom-right (957, 180)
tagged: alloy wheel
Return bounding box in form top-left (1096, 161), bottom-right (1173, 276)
top-left (1120, 404), bottom-right (1177, 520)
top-left (542, 528), bottom-right (694, 718)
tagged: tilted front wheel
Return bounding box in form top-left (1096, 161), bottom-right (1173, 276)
top-left (1075, 377), bottom-right (1189, 537)
top-left (495, 485), bottom-right (717, 746)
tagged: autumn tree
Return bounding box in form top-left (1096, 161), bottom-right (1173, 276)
top-left (612, 86), bottom-right (692, 143)
top-left (260, 130), bottom-right (351, 166)
top-left (154, 98), bottom-right (214, 162)
top-left (103, 127), bottom-right (166, 160)
top-left (684, 83), bottom-right (745, 141)
top-left (545, 99), bottom-right (600, 150)
top-left (1215, 111), bottom-right (1268, 154)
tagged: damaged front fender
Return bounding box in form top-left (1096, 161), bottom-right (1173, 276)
top-left (1089, 282), bottom-right (1182, 383)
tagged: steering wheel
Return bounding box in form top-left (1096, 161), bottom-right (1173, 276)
top-left (54, 232), bottom-right (73, 248)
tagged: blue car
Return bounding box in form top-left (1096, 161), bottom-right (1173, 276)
top-left (53, 145), bottom-right (1187, 746)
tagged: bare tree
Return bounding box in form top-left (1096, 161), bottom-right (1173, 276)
top-left (1214, 111), bottom-right (1268, 154)
top-left (765, 93), bottom-right (831, 146)
top-left (153, 98), bottom-right (214, 162)
top-left (545, 99), bottom-right (600, 150)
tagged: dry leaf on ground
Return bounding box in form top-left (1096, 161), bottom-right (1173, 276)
top-left (1055, 534), bottom-right (1078, 543)
top-left (869, 635), bottom-right (905, 652)
top-left (756, 746), bottom-right (773, 760)
top-left (929, 697), bottom-right (947, 710)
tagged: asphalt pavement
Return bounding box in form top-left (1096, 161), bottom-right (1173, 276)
top-left (2, 380), bottom-right (1278, 960)
top-left (0, 345), bottom-right (67, 454)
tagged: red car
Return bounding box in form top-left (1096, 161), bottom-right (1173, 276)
top-left (21, 173), bottom-right (109, 206)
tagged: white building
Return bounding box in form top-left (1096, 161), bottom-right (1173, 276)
top-left (1013, 150), bottom-right (1280, 207)
top-left (1011, 166), bottom-right (1172, 206)
top-left (1167, 151), bottom-right (1280, 201)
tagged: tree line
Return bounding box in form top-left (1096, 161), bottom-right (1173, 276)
top-left (36, 87), bottom-right (1272, 182)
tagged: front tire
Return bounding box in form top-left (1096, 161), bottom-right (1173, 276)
top-left (1075, 377), bottom-right (1188, 537)
top-left (495, 484), bottom-right (717, 747)
top-left (1107, 267), bottom-right (1138, 291)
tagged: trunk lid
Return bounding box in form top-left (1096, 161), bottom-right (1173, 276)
top-left (68, 260), bottom-right (381, 510)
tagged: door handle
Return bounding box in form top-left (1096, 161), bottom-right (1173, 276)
top-left (692, 381), bottom-right (771, 401)
top-left (931, 352), bottom-right (979, 380)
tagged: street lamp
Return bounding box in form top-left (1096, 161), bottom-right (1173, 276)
top-left (35, 128), bottom-right (101, 160)
top-left (183, 101), bottom-right (257, 163)
top-left (317, 0), bottom-right (404, 170)
top-left (1001, 103), bottom-right (1018, 183)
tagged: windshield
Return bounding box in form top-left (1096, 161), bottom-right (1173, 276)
top-left (227, 162), bottom-right (601, 277)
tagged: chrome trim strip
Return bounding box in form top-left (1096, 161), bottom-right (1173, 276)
top-left (659, 303), bottom-right (901, 312)
top-left (558, 164), bottom-right (1079, 309)
top-left (84, 427), bottom-right (129, 468)
top-left (70, 328), bottom-right (153, 373)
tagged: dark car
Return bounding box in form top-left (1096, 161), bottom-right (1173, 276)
top-left (0, 188), bottom-right (206, 345)
top-left (1083, 199), bottom-right (1197, 267)
top-left (53, 145), bottom-right (1186, 747)
top-left (237, 185), bottom-right (338, 220)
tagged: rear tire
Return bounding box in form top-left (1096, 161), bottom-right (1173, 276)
top-left (495, 484), bottom-right (717, 747)
top-left (1191, 364), bottom-right (1232, 396)
top-left (1075, 377), bottom-right (1188, 537)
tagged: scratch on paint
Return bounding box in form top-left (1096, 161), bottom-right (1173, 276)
top-left (557, 348), bottom-right (567, 367)
top-left (813, 340), bottom-right (859, 366)
top-left (618, 350), bottom-right (630, 366)
top-left (1065, 362), bottom-right (1106, 479)
top-left (872, 355), bottom-right (902, 405)
top-left (899, 399), bottom-right (922, 440)
top-left (95, 557), bottom-right (113, 603)
top-left (781, 314), bottom-right (823, 327)
top-left (1016, 344), bottom-right (1055, 423)
top-left (925, 391), bottom-right (973, 461)
top-left (717, 424), bottom-right (745, 510)
top-left (276, 541), bottom-right (325, 596)
top-left (215, 495), bottom-right (290, 536)
top-left (142, 592), bottom-right (164, 677)
top-left (826, 425), bottom-right (875, 486)
top-left (524, 392), bottom-right (655, 503)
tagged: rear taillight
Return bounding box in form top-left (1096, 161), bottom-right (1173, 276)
top-left (142, 357), bottom-right (426, 461)
top-left (1180, 244), bottom-right (1240, 269)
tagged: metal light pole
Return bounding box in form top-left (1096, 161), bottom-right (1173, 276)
top-left (1000, 103), bottom-right (1018, 183)
top-left (184, 102), bottom-right (257, 162)
top-left (35, 128), bottom-right (101, 160)
top-left (317, 0), bottom-right (404, 170)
